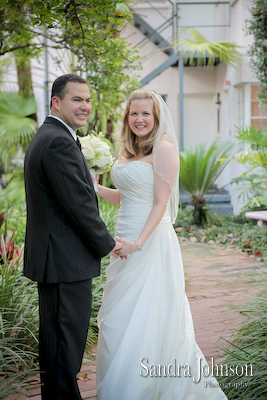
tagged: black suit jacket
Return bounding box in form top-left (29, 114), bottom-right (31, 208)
top-left (24, 117), bottom-right (115, 283)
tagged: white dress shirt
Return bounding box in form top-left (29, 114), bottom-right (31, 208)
top-left (48, 115), bottom-right (77, 141)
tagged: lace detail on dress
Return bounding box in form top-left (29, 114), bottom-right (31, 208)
top-left (153, 167), bottom-right (172, 187)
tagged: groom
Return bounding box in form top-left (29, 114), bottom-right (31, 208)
top-left (24, 74), bottom-right (123, 399)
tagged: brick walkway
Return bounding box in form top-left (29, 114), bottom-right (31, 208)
top-left (181, 242), bottom-right (262, 363)
top-left (7, 242), bottom-right (263, 400)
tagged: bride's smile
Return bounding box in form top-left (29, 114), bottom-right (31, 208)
top-left (128, 99), bottom-right (155, 141)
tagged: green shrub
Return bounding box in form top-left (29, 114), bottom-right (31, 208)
top-left (179, 140), bottom-right (235, 225)
top-left (247, 0), bottom-right (267, 107)
top-left (175, 211), bottom-right (267, 261)
top-left (0, 250), bottom-right (39, 397)
top-left (231, 126), bottom-right (267, 211)
top-left (218, 271), bottom-right (267, 399)
top-left (88, 199), bottom-right (119, 345)
top-left (0, 205), bottom-right (26, 246)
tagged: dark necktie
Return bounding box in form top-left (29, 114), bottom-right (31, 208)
top-left (76, 137), bottom-right (82, 151)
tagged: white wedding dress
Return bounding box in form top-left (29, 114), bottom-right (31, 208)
top-left (97, 160), bottom-right (227, 400)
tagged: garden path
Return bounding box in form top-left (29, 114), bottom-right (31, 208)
top-left (8, 242), bottom-right (263, 400)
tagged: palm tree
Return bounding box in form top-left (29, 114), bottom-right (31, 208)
top-left (179, 140), bottom-right (235, 225)
top-left (0, 91), bottom-right (38, 205)
top-left (0, 91), bottom-right (38, 170)
top-left (175, 28), bottom-right (243, 68)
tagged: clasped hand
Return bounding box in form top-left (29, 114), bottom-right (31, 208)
top-left (109, 236), bottom-right (139, 259)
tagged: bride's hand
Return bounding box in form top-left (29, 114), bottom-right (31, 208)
top-left (112, 236), bottom-right (128, 259)
top-left (117, 239), bottom-right (139, 256)
top-left (91, 173), bottom-right (99, 185)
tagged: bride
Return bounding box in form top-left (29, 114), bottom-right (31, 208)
top-left (96, 89), bottom-right (227, 399)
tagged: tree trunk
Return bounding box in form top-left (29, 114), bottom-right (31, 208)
top-left (15, 55), bottom-right (37, 122)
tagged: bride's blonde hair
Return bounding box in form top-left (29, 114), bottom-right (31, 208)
top-left (119, 89), bottom-right (160, 160)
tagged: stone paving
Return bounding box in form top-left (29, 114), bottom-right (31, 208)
top-left (6, 242), bottom-right (264, 400)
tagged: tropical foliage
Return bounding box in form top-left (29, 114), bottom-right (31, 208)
top-left (218, 271), bottom-right (267, 399)
top-left (175, 206), bottom-right (267, 261)
top-left (0, 168), bottom-right (25, 209)
top-left (247, 0), bottom-right (267, 107)
top-left (0, 211), bottom-right (21, 265)
top-left (179, 140), bottom-right (235, 225)
top-left (0, 91), bottom-right (38, 170)
top-left (230, 126), bottom-right (267, 210)
top-left (0, 211), bottom-right (39, 397)
top-left (175, 28), bottom-right (243, 67)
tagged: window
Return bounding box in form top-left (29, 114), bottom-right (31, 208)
top-left (251, 85), bottom-right (267, 130)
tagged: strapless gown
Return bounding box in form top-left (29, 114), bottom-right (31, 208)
top-left (96, 160), bottom-right (227, 400)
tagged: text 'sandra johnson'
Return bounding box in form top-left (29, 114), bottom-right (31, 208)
top-left (140, 357), bottom-right (253, 383)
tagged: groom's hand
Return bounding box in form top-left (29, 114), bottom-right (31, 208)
top-left (117, 239), bottom-right (139, 257)
top-left (109, 238), bottom-right (126, 259)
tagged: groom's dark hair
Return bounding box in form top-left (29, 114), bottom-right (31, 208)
top-left (50, 74), bottom-right (87, 107)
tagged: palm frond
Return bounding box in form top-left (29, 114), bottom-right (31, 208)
top-left (0, 91), bottom-right (38, 169)
top-left (235, 125), bottom-right (267, 148)
top-left (0, 169), bottom-right (25, 208)
top-left (176, 28), bottom-right (243, 68)
top-left (180, 140), bottom-right (235, 198)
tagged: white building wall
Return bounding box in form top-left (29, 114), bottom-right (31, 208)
top-left (216, 0), bottom-right (257, 212)
top-left (183, 93), bottom-right (216, 148)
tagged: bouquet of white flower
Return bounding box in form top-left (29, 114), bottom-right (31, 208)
top-left (79, 133), bottom-right (114, 173)
top-left (78, 133), bottom-right (114, 191)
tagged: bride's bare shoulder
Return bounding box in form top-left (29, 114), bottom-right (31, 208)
top-left (157, 138), bottom-right (176, 152)
top-left (155, 139), bottom-right (179, 167)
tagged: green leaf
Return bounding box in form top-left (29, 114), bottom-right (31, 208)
top-left (175, 28), bottom-right (243, 68)
top-left (0, 91), bottom-right (38, 169)
top-left (180, 140), bottom-right (235, 198)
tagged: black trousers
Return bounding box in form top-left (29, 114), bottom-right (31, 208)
top-left (38, 279), bottom-right (92, 400)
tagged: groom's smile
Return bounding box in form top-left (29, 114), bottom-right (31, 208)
top-left (52, 81), bottom-right (92, 131)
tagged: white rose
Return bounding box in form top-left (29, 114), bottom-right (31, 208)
top-left (90, 137), bottom-right (104, 150)
top-left (83, 146), bottom-right (95, 160)
top-left (79, 136), bottom-right (92, 148)
top-left (100, 144), bottom-right (111, 156)
top-left (79, 134), bottom-right (113, 173)
top-left (96, 154), bottom-right (113, 168)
